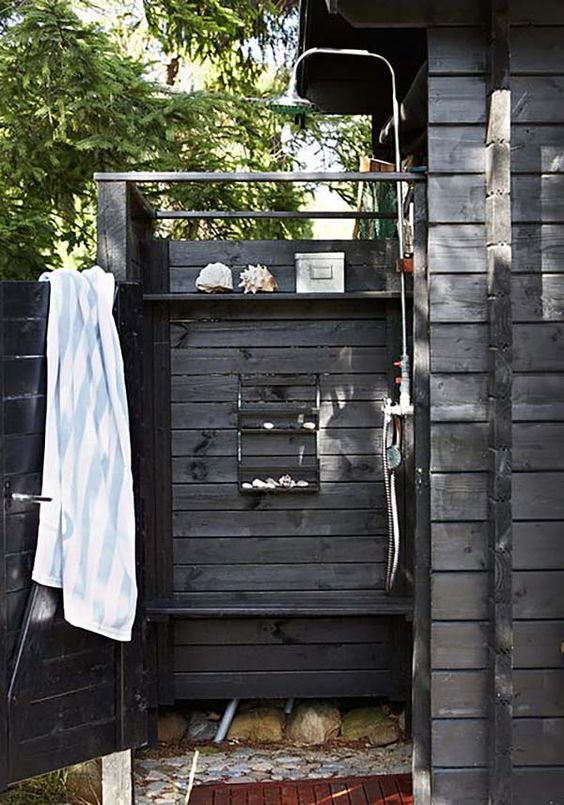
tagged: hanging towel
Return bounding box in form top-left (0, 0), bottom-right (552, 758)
top-left (32, 267), bottom-right (137, 641)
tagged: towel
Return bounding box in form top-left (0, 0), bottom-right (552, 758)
top-left (32, 267), bottom-right (137, 641)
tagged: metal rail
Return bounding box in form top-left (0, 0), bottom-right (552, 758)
top-left (155, 209), bottom-right (397, 220)
top-left (94, 170), bottom-right (424, 183)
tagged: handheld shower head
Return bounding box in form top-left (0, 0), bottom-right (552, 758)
top-left (268, 87), bottom-right (316, 116)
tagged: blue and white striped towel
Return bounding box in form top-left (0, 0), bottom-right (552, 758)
top-left (32, 267), bottom-right (137, 641)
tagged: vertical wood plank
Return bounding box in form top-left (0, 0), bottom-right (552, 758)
top-left (0, 283), bottom-right (7, 791)
top-left (101, 750), bottom-right (133, 805)
top-left (412, 182), bottom-right (432, 804)
top-left (487, 2), bottom-right (513, 802)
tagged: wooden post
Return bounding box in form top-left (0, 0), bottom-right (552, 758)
top-left (487, 1), bottom-right (513, 803)
top-left (102, 751), bottom-right (134, 805)
top-left (411, 182), bottom-right (431, 804)
top-left (0, 282), bottom-right (7, 792)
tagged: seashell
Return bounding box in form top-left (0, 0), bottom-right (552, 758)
top-left (263, 421), bottom-right (274, 430)
top-left (265, 477), bottom-right (279, 487)
top-left (302, 421), bottom-right (316, 430)
top-left (195, 262), bottom-right (233, 293)
top-left (238, 264), bottom-right (278, 294)
top-left (242, 482), bottom-right (253, 489)
top-left (296, 480), bottom-right (309, 488)
top-left (252, 478), bottom-right (269, 489)
top-left (278, 474), bottom-right (296, 488)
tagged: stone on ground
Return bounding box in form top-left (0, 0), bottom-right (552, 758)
top-left (286, 702), bottom-right (341, 745)
top-left (157, 710), bottom-right (187, 743)
top-left (186, 711), bottom-right (218, 741)
top-left (341, 706), bottom-right (400, 746)
top-left (227, 706), bottom-right (285, 742)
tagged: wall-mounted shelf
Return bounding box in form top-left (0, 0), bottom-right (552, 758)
top-left (143, 291), bottom-right (405, 301)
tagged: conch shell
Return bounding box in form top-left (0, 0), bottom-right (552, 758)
top-left (195, 262), bottom-right (233, 293)
top-left (238, 264), bottom-right (278, 294)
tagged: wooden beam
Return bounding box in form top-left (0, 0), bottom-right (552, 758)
top-left (93, 171), bottom-right (423, 184)
top-left (412, 183), bottom-right (432, 804)
top-left (486, 1), bottom-right (513, 802)
top-left (102, 751), bottom-right (133, 805)
top-left (96, 182), bottom-right (154, 281)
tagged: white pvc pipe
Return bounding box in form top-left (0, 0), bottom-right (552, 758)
top-left (214, 698), bottom-right (240, 743)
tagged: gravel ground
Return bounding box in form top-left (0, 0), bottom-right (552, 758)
top-left (134, 741), bottom-right (412, 804)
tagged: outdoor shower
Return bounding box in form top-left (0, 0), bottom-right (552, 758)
top-left (273, 47), bottom-right (413, 590)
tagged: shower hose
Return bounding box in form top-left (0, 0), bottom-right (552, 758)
top-left (383, 407), bottom-right (402, 592)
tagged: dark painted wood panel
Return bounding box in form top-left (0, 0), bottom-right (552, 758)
top-left (5, 511), bottom-right (39, 554)
top-left (513, 77), bottom-right (564, 124)
top-left (174, 643), bottom-right (391, 672)
top-left (171, 347), bottom-right (388, 375)
top-left (431, 424), bottom-right (487, 471)
top-left (173, 509), bottom-right (386, 537)
top-left (514, 473), bottom-right (564, 520)
top-left (174, 669), bottom-right (398, 700)
top-left (430, 374), bottom-right (488, 422)
top-left (170, 320), bottom-right (387, 348)
top-left (428, 77), bottom-right (486, 124)
top-left (513, 571), bottom-right (564, 618)
top-left (169, 239), bottom-right (394, 268)
top-left (431, 522), bottom-right (488, 571)
top-left (511, 27), bottom-right (564, 74)
top-left (513, 719), bottom-right (564, 766)
top-left (427, 27), bottom-right (486, 75)
top-left (22, 684), bottom-right (115, 741)
top-left (431, 474), bottom-right (488, 521)
top-left (4, 396), bottom-right (45, 435)
top-left (173, 562), bottom-right (386, 592)
top-left (430, 324), bottom-right (487, 372)
top-left (2, 282), bottom-right (49, 318)
top-left (173, 454), bottom-right (382, 484)
top-left (171, 373), bottom-right (389, 404)
top-left (513, 175), bottom-right (564, 223)
top-left (2, 320), bottom-right (47, 357)
top-left (6, 551), bottom-right (33, 593)
top-left (515, 621), bottom-right (564, 669)
top-left (431, 572), bottom-right (488, 620)
top-left (511, 1), bottom-right (564, 23)
top-left (432, 323), bottom-right (564, 373)
top-left (428, 175), bottom-right (485, 224)
top-left (430, 275), bottom-right (487, 323)
top-left (432, 770), bottom-right (487, 805)
top-left (35, 649), bottom-right (115, 699)
top-left (428, 224), bottom-right (486, 273)
top-left (432, 670), bottom-right (564, 718)
top-left (170, 265), bottom-right (396, 294)
top-left (513, 768), bottom-right (564, 805)
top-left (431, 718), bottom-right (488, 767)
top-left (173, 482), bottom-right (383, 511)
top-left (513, 125), bottom-right (564, 174)
top-left (514, 424), bottom-right (564, 469)
top-left (513, 373), bottom-right (564, 421)
top-left (431, 622), bottom-right (488, 670)
top-left (173, 537), bottom-right (386, 565)
top-left (171, 400), bottom-right (385, 431)
top-left (514, 224), bottom-right (564, 273)
top-left (3, 358), bottom-right (45, 398)
top-left (168, 299), bottom-right (393, 321)
top-left (174, 617), bottom-right (391, 646)
top-left (5, 433), bottom-right (43, 475)
top-left (172, 429), bottom-right (383, 458)
top-left (428, 126), bottom-right (485, 175)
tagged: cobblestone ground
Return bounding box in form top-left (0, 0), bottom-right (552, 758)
top-left (134, 741), bottom-right (412, 804)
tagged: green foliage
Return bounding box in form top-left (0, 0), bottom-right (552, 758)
top-left (0, 0), bottom-right (309, 279)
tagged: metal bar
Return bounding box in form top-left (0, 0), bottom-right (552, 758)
top-left (155, 209), bottom-right (396, 220)
top-left (94, 171), bottom-right (424, 183)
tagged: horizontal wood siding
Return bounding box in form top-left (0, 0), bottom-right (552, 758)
top-left (427, 27), bottom-right (490, 797)
top-left (167, 245), bottom-right (409, 700)
top-left (510, 19), bottom-right (564, 792)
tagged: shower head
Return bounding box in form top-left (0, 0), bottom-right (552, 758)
top-left (268, 86), bottom-right (316, 116)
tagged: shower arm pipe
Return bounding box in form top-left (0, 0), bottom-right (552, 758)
top-left (290, 48), bottom-right (411, 410)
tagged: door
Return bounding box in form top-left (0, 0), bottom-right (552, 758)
top-left (0, 280), bottom-right (150, 788)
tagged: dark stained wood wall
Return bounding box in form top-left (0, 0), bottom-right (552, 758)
top-left (427, 12), bottom-right (564, 804)
top-left (508, 18), bottom-right (564, 802)
top-left (162, 240), bottom-right (411, 701)
top-left (426, 26), bottom-right (491, 804)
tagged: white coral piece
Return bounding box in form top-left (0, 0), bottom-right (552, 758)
top-left (195, 262), bottom-right (233, 293)
top-left (238, 264), bottom-right (278, 294)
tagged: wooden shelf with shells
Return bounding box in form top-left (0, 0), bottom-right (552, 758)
top-left (237, 376), bottom-right (321, 494)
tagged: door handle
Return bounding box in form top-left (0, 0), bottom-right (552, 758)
top-left (4, 481), bottom-right (52, 507)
